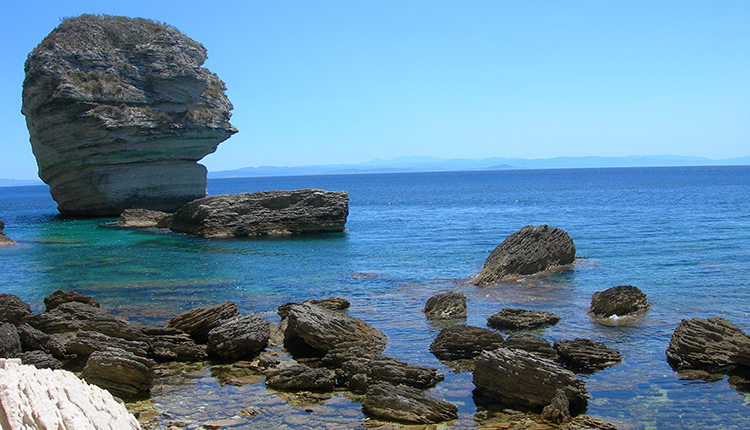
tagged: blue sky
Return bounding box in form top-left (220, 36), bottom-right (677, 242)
top-left (1, 1), bottom-right (748, 180)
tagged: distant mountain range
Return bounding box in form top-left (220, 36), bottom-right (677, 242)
top-left (208, 155), bottom-right (750, 179)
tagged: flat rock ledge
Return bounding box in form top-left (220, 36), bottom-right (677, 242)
top-left (666, 317), bottom-right (750, 371)
top-left (487, 308), bottom-right (560, 331)
top-left (473, 225), bottom-right (576, 286)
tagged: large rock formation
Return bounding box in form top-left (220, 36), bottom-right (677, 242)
top-left (168, 189), bottom-right (349, 238)
top-left (666, 317), bottom-right (750, 371)
top-left (22, 14), bottom-right (237, 216)
top-left (473, 225), bottom-right (576, 286)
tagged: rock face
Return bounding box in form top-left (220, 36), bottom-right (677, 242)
top-left (22, 14), bottom-right (237, 216)
top-left (554, 338), bottom-right (622, 372)
top-left (666, 317), bottom-right (750, 370)
top-left (589, 285), bottom-right (650, 318)
top-left (168, 189), bottom-right (349, 238)
top-left (429, 325), bottom-right (505, 361)
top-left (116, 208), bottom-right (171, 227)
top-left (473, 225), bottom-right (576, 286)
top-left (487, 308), bottom-right (560, 331)
top-left (423, 292), bottom-right (467, 320)
top-left (0, 359), bottom-right (141, 429)
top-left (362, 382), bottom-right (458, 424)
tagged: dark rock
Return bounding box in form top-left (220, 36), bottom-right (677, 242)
top-left (143, 326), bottom-right (207, 362)
top-left (278, 297), bottom-right (350, 320)
top-left (283, 303), bottom-right (387, 358)
top-left (66, 330), bottom-right (150, 358)
top-left (666, 317), bottom-right (750, 370)
top-left (43, 290), bottom-right (100, 311)
top-left (81, 349), bottom-right (156, 400)
top-left (554, 339), bottom-right (622, 372)
top-left (486, 308), bottom-right (560, 331)
top-left (541, 389), bottom-right (571, 424)
top-left (0, 219), bottom-right (17, 246)
top-left (18, 350), bottom-right (60, 369)
top-left (503, 333), bottom-right (558, 360)
top-left (362, 382), bottom-right (458, 424)
top-left (430, 325), bottom-right (504, 361)
top-left (0, 323), bottom-right (22, 358)
top-left (16, 323), bottom-right (69, 359)
top-left (168, 189), bottom-right (349, 238)
top-left (423, 291), bottom-right (467, 320)
top-left (0, 293), bottom-right (32, 324)
top-left (473, 348), bottom-right (588, 415)
top-left (265, 364), bottom-right (335, 392)
top-left (22, 14), bottom-right (236, 216)
top-left (337, 355), bottom-right (445, 393)
top-left (116, 209), bottom-right (171, 228)
top-left (167, 301), bottom-right (239, 343)
top-left (473, 225), bottom-right (576, 286)
top-left (589, 285), bottom-right (650, 318)
top-left (207, 314), bottom-right (270, 360)
top-left (24, 302), bottom-right (147, 343)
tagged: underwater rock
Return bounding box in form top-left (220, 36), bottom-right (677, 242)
top-left (473, 225), bottom-right (576, 286)
top-left (554, 338), bottom-right (622, 372)
top-left (423, 291), bottom-right (467, 320)
top-left (429, 325), bottom-right (505, 361)
top-left (265, 363), bottom-right (335, 392)
top-left (336, 354), bottom-right (445, 393)
top-left (22, 14), bottom-right (237, 216)
top-left (116, 208), bottom-right (171, 227)
top-left (0, 293), bottom-right (32, 325)
top-left (666, 317), bottom-right (750, 370)
top-left (0, 358), bottom-right (141, 429)
top-left (168, 189), bottom-right (349, 238)
top-left (167, 301), bottom-right (239, 343)
top-left (81, 348), bottom-right (156, 400)
top-left (0, 323), bottom-right (22, 358)
top-left (362, 382), bottom-right (458, 424)
top-left (503, 333), bottom-right (558, 361)
top-left (206, 314), bottom-right (270, 360)
top-left (589, 285), bottom-right (650, 318)
top-left (43, 289), bottom-right (100, 311)
top-left (486, 308), bottom-right (560, 331)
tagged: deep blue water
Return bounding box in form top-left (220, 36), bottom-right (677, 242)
top-left (1, 166), bottom-right (749, 429)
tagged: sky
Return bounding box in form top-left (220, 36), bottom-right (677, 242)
top-left (1, 1), bottom-right (748, 180)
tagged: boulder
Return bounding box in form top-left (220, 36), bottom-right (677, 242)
top-left (0, 323), bottom-right (22, 358)
top-left (24, 302), bottom-right (148, 343)
top-left (473, 348), bottom-right (588, 415)
top-left (487, 308), bottom-right (560, 331)
top-left (666, 317), bottom-right (750, 370)
top-left (18, 350), bottom-right (60, 369)
top-left (423, 291), bottom-right (467, 320)
top-left (473, 225), bottom-right (576, 286)
top-left (503, 333), bottom-right (558, 360)
top-left (206, 314), bottom-right (270, 360)
top-left (265, 364), bottom-right (335, 392)
top-left (362, 382), bottom-right (458, 424)
top-left (554, 338), bottom-right (622, 372)
top-left (278, 297), bottom-right (350, 319)
top-left (116, 208), bottom-right (171, 227)
top-left (0, 293), bottom-right (32, 324)
top-left (541, 389), bottom-right (571, 424)
top-left (22, 14), bottom-right (236, 216)
top-left (142, 326), bottom-right (207, 362)
top-left (16, 323), bottom-right (69, 359)
top-left (283, 303), bottom-right (387, 358)
top-left (0, 219), bottom-right (17, 246)
top-left (589, 285), bottom-right (650, 318)
top-left (0, 359), bottom-right (140, 429)
top-left (43, 289), bottom-right (100, 311)
top-left (81, 349), bottom-right (156, 400)
top-left (429, 325), bottom-right (504, 361)
top-left (66, 330), bottom-right (150, 358)
top-left (168, 189), bottom-right (349, 238)
top-left (166, 301), bottom-right (239, 343)
top-left (336, 354), bottom-right (445, 393)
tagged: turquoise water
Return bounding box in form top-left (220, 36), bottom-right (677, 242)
top-left (1, 166), bottom-right (750, 428)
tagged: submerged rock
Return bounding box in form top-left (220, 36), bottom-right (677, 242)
top-left (666, 317), bottom-right (750, 370)
top-left (22, 14), bottom-right (237, 216)
top-left (473, 225), bottom-right (576, 286)
top-left (487, 308), bottom-right (560, 331)
top-left (423, 291), bottom-right (467, 320)
top-left (362, 382), bottom-right (458, 424)
top-left (429, 325), bottom-right (505, 361)
top-left (589, 285), bottom-right (650, 318)
top-left (168, 189), bottom-right (349, 238)
top-left (166, 301), bottom-right (239, 343)
top-left (554, 338), bottom-right (622, 372)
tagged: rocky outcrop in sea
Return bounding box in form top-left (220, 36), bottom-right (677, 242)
top-left (0, 219), bottom-right (17, 246)
top-left (22, 14), bottom-right (237, 216)
top-left (666, 317), bottom-right (750, 371)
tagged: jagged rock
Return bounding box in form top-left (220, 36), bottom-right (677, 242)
top-left (0, 293), bottom-right (31, 324)
top-left (589, 285), bottom-right (650, 318)
top-left (0, 219), bottom-right (17, 246)
top-left (554, 339), bottom-right (622, 372)
top-left (24, 302), bottom-right (148, 343)
top-left (168, 189), bottom-right (349, 238)
top-left (0, 359), bottom-right (141, 429)
top-left (541, 389), bottom-right (571, 424)
top-left (43, 289), bottom-right (100, 311)
top-left (486, 308), bottom-right (560, 331)
top-left (473, 348), bottom-right (588, 415)
top-left (503, 333), bottom-right (558, 361)
top-left (283, 303), bottom-right (387, 358)
top-left (18, 350), bottom-right (60, 369)
top-left (142, 326), bottom-right (207, 362)
top-left (336, 354), bottom-right (444, 393)
top-left (473, 225), bottom-right (576, 286)
top-left (561, 415), bottom-right (618, 430)
top-left (666, 317), bottom-right (750, 370)
top-left (22, 14), bottom-right (237, 216)
top-left (423, 291), bottom-right (467, 320)
top-left (166, 301), bottom-right (239, 343)
top-left (116, 208), bottom-right (171, 227)
top-left (278, 297), bottom-right (350, 320)
top-left (429, 325), bottom-right (504, 361)
top-left (0, 323), bottom-right (22, 358)
top-left (265, 364), bottom-right (335, 392)
top-left (207, 314), bottom-right (270, 360)
top-left (81, 349), bottom-right (155, 400)
top-left (66, 330), bottom-right (150, 358)
top-left (362, 382), bottom-right (458, 424)
top-left (16, 323), bottom-right (69, 359)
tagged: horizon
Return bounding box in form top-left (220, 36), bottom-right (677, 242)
top-left (1, 1), bottom-right (748, 180)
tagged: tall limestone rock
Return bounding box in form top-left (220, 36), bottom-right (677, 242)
top-left (22, 14), bottom-right (237, 216)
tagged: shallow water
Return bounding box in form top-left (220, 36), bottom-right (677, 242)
top-left (2, 166), bottom-right (750, 428)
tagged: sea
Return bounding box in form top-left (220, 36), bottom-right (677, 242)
top-left (1, 165), bottom-right (749, 429)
